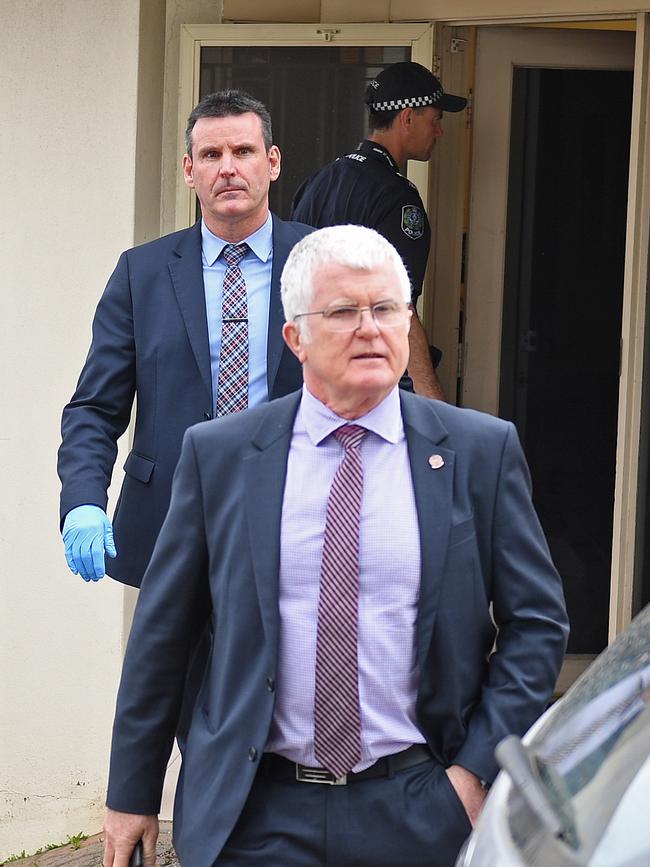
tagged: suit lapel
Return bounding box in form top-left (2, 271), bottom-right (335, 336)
top-left (401, 394), bottom-right (455, 670)
top-left (168, 222), bottom-right (213, 398)
top-left (266, 216), bottom-right (292, 393)
top-left (244, 392), bottom-right (302, 652)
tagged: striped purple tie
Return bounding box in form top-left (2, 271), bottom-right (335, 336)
top-left (216, 243), bottom-right (248, 417)
top-left (314, 424), bottom-right (367, 778)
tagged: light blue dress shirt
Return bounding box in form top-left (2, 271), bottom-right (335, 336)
top-left (201, 215), bottom-right (273, 413)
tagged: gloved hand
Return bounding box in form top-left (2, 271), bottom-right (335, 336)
top-left (62, 505), bottom-right (117, 582)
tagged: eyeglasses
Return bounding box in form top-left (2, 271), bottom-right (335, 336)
top-left (294, 301), bottom-right (409, 333)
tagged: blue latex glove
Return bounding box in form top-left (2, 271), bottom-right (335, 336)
top-left (62, 505), bottom-right (117, 582)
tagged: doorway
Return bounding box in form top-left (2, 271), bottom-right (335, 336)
top-left (502, 66), bottom-right (633, 653)
top-left (464, 26), bottom-right (635, 666)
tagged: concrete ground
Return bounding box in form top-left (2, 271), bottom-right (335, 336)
top-left (7, 822), bottom-right (178, 867)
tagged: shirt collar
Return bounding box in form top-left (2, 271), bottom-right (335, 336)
top-left (300, 385), bottom-right (403, 446)
top-left (201, 213), bottom-right (273, 266)
top-left (357, 139), bottom-right (400, 173)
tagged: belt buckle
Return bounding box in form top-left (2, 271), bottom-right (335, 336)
top-left (295, 765), bottom-right (347, 785)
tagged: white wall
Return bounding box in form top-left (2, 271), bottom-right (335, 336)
top-left (0, 1), bottom-right (141, 857)
top-left (161, 0), bottom-right (225, 234)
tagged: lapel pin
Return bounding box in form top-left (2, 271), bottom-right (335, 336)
top-left (428, 454), bottom-right (444, 470)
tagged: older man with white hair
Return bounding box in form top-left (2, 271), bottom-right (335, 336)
top-left (103, 225), bottom-right (568, 867)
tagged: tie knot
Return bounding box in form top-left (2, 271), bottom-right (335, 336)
top-left (222, 243), bottom-right (248, 267)
top-left (333, 424), bottom-right (367, 451)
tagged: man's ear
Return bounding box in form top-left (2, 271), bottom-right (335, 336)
top-left (269, 145), bottom-right (281, 183)
top-left (282, 320), bottom-right (306, 361)
top-left (182, 154), bottom-right (195, 189)
top-left (400, 107), bottom-right (414, 130)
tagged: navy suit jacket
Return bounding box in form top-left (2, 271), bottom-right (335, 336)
top-left (106, 390), bottom-right (569, 867)
top-left (58, 216), bottom-right (312, 586)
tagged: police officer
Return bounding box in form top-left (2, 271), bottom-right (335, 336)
top-left (292, 61), bottom-right (466, 399)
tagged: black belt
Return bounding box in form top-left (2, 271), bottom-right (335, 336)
top-left (259, 743), bottom-right (432, 786)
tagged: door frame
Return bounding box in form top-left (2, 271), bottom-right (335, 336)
top-left (610, 14), bottom-right (650, 638)
top-left (175, 23), bottom-right (436, 232)
top-left (462, 24), bottom-right (636, 413)
top-left (457, 16), bottom-right (650, 640)
top-left (174, 13), bottom-right (650, 639)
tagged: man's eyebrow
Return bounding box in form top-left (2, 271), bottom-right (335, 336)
top-left (198, 139), bottom-right (259, 152)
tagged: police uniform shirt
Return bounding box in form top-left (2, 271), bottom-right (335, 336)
top-left (291, 140), bottom-right (430, 302)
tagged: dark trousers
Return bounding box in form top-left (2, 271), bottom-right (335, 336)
top-left (215, 758), bottom-right (472, 867)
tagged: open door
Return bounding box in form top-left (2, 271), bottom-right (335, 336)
top-left (463, 25), bottom-right (635, 686)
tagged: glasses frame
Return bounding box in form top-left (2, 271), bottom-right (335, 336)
top-left (293, 301), bottom-right (411, 333)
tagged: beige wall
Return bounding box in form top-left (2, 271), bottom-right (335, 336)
top-left (161, 1), bottom-right (226, 234)
top-left (222, 0), bottom-right (647, 21)
top-left (134, 0), bottom-right (168, 244)
top-left (0, 0), bottom-right (142, 858)
top-left (389, 0), bottom-right (644, 20)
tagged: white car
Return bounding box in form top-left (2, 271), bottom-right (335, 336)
top-left (456, 603), bottom-right (650, 867)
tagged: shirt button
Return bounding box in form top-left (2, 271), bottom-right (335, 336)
top-left (266, 677), bottom-right (275, 692)
top-left (248, 747), bottom-right (258, 762)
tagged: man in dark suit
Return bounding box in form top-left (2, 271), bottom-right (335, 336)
top-left (103, 225), bottom-right (568, 867)
top-left (58, 90), bottom-right (312, 587)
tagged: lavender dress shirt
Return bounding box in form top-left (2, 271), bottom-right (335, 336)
top-left (266, 386), bottom-right (424, 770)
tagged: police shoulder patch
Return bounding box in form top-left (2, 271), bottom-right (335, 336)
top-left (401, 205), bottom-right (425, 240)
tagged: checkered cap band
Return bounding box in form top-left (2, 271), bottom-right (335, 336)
top-left (370, 91), bottom-right (442, 111)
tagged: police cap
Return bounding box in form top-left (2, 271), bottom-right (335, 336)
top-left (365, 61), bottom-right (467, 113)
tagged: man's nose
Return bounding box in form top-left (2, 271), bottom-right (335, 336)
top-left (356, 307), bottom-right (381, 336)
top-left (219, 153), bottom-right (237, 175)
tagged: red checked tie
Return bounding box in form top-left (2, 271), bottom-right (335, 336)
top-left (314, 424), bottom-right (367, 778)
top-left (216, 243), bottom-right (249, 417)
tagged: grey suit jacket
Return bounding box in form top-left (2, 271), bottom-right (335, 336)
top-left (107, 390), bottom-right (569, 866)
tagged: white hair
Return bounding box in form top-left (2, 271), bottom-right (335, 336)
top-left (281, 225), bottom-right (412, 334)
